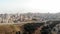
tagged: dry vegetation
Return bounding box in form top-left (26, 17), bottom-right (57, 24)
top-left (0, 25), bottom-right (22, 34)
top-left (0, 23), bottom-right (44, 34)
top-left (0, 21), bottom-right (59, 34)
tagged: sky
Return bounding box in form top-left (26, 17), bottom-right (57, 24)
top-left (0, 0), bottom-right (60, 13)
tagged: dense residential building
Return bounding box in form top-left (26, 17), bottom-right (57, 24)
top-left (0, 13), bottom-right (60, 23)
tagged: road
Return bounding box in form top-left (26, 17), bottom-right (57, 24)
top-left (0, 20), bottom-right (49, 25)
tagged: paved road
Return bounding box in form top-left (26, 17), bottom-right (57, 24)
top-left (0, 21), bottom-right (48, 25)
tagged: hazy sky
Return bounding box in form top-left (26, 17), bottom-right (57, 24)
top-left (0, 0), bottom-right (60, 13)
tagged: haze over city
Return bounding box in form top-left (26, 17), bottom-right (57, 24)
top-left (0, 0), bottom-right (60, 34)
top-left (0, 0), bottom-right (60, 13)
